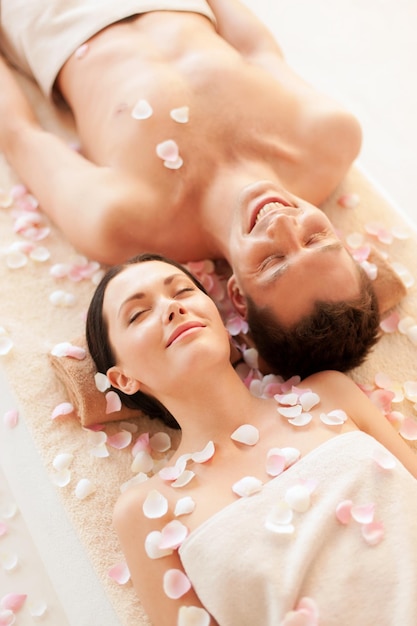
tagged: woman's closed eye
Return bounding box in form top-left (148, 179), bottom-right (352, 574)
top-left (175, 287), bottom-right (196, 297)
top-left (128, 308), bottom-right (148, 324)
top-left (127, 287), bottom-right (195, 324)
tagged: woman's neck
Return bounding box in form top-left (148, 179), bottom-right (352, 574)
top-left (163, 365), bottom-right (269, 452)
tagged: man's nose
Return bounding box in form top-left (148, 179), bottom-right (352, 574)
top-left (265, 213), bottom-right (302, 250)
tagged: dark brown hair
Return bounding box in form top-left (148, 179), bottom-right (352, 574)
top-left (86, 253), bottom-right (208, 429)
top-left (246, 266), bottom-right (380, 379)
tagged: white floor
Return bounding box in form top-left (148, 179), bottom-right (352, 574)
top-left (248, 0), bottom-right (417, 226)
top-left (1, 1), bottom-right (416, 623)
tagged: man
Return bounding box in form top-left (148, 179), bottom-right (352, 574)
top-left (0, 0), bottom-right (379, 378)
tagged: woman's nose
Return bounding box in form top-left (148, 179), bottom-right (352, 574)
top-left (167, 300), bottom-right (186, 322)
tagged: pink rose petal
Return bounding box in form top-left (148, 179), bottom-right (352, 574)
top-left (6, 250), bottom-right (27, 269)
top-left (191, 441), bottom-right (215, 463)
top-left (320, 410), bottom-right (347, 426)
top-left (226, 313), bottom-right (249, 336)
top-left (174, 496), bottom-right (196, 517)
top-left (266, 453), bottom-right (286, 477)
top-left (50, 341), bottom-right (85, 359)
top-left (108, 562), bottom-right (130, 585)
top-left (74, 478), bottom-right (95, 500)
top-left (178, 605), bottom-right (211, 626)
top-left (191, 440), bottom-right (215, 463)
top-left (159, 520), bottom-right (188, 550)
top-left (277, 405), bottom-right (302, 419)
top-left (107, 430), bottom-right (132, 449)
top-left (0, 523), bottom-right (8, 537)
top-left (105, 390), bottom-right (122, 413)
top-left (338, 192), bottom-right (360, 209)
top-left (0, 334), bottom-right (13, 355)
top-left (172, 470), bottom-right (195, 488)
top-left (399, 417), bottom-right (417, 441)
top-left (288, 413), bottom-right (312, 427)
top-left (131, 450), bottom-right (154, 474)
top-left (362, 521), bottom-right (384, 546)
top-left (132, 432), bottom-right (150, 455)
top-left (404, 381), bottom-right (417, 402)
top-left (285, 484), bottom-right (311, 513)
top-left (368, 388), bottom-right (395, 414)
top-left (299, 391), bottom-right (320, 411)
top-left (74, 42), bottom-right (89, 58)
top-left (87, 431), bottom-right (107, 446)
top-left (51, 402), bottom-right (75, 419)
top-left (374, 371), bottom-right (395, 390)
top-left (170, 106), bottom-right (190, 123)
top-left (232, 476), bottom-right (263, 498)
top-left (335, 500), bottom-right (352, 524)
top-left (51, 469), bottom-right (72, 487)
top-left (281, 596), bottom-right (320, 626)
top-left (163, 569), bottom-right (191, 599)
top-left (274, 392), bottom-right (298, 406)
top-left (143, 490), bottom-right (168, 519)
top-left (49, 290), bottom-right (76, 307)
top-left (145, 531), bottom-right (173, 559)
top-left (3, 409), bottom-right (18, 429)
top-left (132, 99), bottom-right (153, 120)
top-left (28, 601), bottom-right (48, 618)
top-left (351, 502), bottom-right (375, 524)
top-left (0, 553), bottom-right (18, 571)
top-left (159, 464), bottom-right (183, 482)
top-left (379, 311), bottom-right (400, 333)
top-left (0, 594), bottom-right (26, 612)
top-left (279, 447), bottom-right (301, 467)
top-left (149, 432), bottom-right (172, 453)
top-left (349, 242), bottom-right (370, 260)
top-left (52, 453), bottom-right (74, 471)
top-left (0, 610), bottom-right (15, 626)
top-left (230, 424), bottom-right (259, 446)
top-left (156, 139), bottom-right (179, 162)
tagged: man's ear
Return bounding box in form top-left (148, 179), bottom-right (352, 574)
top-left (107, 366), bottom-right (141, 395)
top-left (227, 275), bottom-right (248, 319)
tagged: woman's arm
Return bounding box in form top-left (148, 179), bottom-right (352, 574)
top-left (320, 371), bottom-right (417, 479)
top-left (113, 485), bottom-right (218, 626)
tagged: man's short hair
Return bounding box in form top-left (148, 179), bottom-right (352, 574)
top-left (246, 267), bottom-right (380, 380)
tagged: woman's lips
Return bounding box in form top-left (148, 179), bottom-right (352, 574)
top-left (166, 322), bottom-right (205, 347)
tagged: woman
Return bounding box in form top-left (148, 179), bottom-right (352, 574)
top-left (86, 253), bottom-right (417, 626)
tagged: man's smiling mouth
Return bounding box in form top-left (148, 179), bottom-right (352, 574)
top-left (250, 200), bottom-right (297, 232)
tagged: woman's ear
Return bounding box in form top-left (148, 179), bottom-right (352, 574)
top-left (227, 275), bottom-right (248, 319)
top-left (107, 366), bottom-right (141, 395)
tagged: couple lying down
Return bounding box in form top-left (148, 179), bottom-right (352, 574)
top-left (86, 253), bottom-right (417, 626)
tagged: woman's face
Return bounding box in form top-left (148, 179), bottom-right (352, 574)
top-left (103, 261), bottom-right (230, 398)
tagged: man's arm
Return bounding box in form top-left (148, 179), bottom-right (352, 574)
top-left (0, 55), bottom-right (150, 265)
top-left (206, 0), bottom-right (284, 60)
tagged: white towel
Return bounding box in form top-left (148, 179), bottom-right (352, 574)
top-left (180, 431), bottom-right (417, 625)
